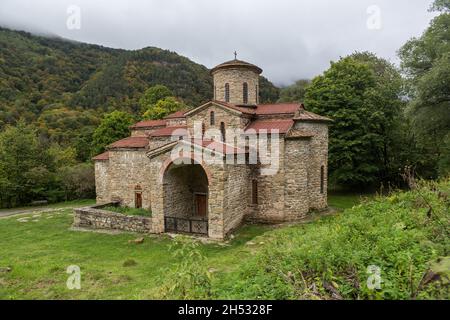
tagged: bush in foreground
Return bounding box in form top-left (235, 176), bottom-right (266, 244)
top-left (226, 179), bottom-right (449, 300)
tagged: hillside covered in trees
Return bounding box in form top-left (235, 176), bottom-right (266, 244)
top-left (0, 26), bottom-right (279, 138)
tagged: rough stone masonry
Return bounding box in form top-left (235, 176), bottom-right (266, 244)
top-left (78, 57), bottom-right (333, 240)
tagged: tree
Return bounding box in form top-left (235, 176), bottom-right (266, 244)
top-left (139, 85), bottom-right (173, 113)
top-left (142, 96), bottom-right (187, 120)
top-left (430, 0), bottom-right (450, 12)
top-left (91, 111), bottom-right (134, 156)
top-left (278, 79), bottom-right (310, 103)
top-left (74, 126), bottom-right (95, 162)
top-left (259, 76), bottom-right (280, 103)
top-left (57, 163), bottom-right (95, 201)
top-left (47, 144), bottom-right (78, 170)
top-left (305, 53), bottom-right (404, 188)
top-left (0, 121), bottom-right (43, 207)
top-left (0, 161), bottom-right (11, 207)
top-left (399, 1), bottom-right (450, 177)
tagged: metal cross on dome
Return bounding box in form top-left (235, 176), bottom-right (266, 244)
top-left (234, 51), bottom-right (237, 60)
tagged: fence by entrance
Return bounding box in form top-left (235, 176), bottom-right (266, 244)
top-left (164, 216), bottom-right (208, 235)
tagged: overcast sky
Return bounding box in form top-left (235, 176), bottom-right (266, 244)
top-left (0, 0), bottom-right (437, 86)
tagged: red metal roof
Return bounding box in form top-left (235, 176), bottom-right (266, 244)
top-left (164, 110), bottom-right (188, 119)
top-left (294, 110), bottom-right (333, 122)
top-left (149, 126), bottom-right (189, 137)
top-left (130, 119), bottom-right (166, 129)
top-left (255, 103), bottom-right (301, 115)
top-left (92, 151), bottom-right (109, 161)
top-left (245, 119), bottom-right (294, 134)
top-left (108, 137), bottom-right (149, 149)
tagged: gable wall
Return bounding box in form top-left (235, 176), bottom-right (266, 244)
top-left (186, 104), bottom-right (251, 137)
top-left (107, 149), bottom-right (153, 209)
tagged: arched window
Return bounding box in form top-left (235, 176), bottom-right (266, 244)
top-left (320, 166), bottom-right (325, 194)
top-left (220, 122), bottom-right (226, 142)
top-left (210, 111), bottom-right (215, 125)
top-left (225, 83), bottom-right (230, 102)
top-left (243, 82), bottom-right (248, 104)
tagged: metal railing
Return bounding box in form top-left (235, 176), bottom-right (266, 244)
top-left (164, 216), bottom-right (208, 235)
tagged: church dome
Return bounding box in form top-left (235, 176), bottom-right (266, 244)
top-left (211, 56), bottom-right (262, 105)
top-left (211, 59), bottom-right (263, 75)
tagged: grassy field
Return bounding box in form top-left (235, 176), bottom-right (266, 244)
top-left (1, 186), bottom-right (446, 300)
top-left (0, 195), bottom-right (361, 300)
top-left (0, 208), bottom-right (273, 299)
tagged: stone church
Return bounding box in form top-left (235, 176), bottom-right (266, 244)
top-left (92, 58), bottom-right (332, 240)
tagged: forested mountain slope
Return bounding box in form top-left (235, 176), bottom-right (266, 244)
top-left (0, 27), bottom-right (279, 129)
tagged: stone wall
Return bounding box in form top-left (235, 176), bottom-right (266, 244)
top-left (73, 204), bottom-right (153, 233)
top-left (166, 118), bottom-right (187, 127)
top-left (213, 68), bottom-right (259, 105)
top-left (107, 149), bottom-right (153, 209)
top-left (294, 122), bottom-right (329, 210)
top-left (247, 137), bottom-right (287, 223)
top-left (149, 137), bottom-right (172, 150)
top-left (223, 164), bottom-right (251, 235)
top-left (131, 127), bottom-right (165, 137)
top-left (205, 163), bottom-right (226, 240)
top-left (94, 160), bottom-right (110, 203)
top-left (187, 103), bottom-right (251, 137)
top-left (283, 138), bottom-right (311, 220)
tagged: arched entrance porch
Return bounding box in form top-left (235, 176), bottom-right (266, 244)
top-left (162, 159), bottom-right (210, 235)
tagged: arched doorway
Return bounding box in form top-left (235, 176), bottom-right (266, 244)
top-left (162, 160), bottom-right (209, 235)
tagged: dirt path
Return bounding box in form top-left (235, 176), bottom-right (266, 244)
top-left (0, 205), bottom-right (85, 219)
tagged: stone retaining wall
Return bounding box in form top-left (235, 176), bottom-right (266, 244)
top-left (73, 203), bottom-right (153, 233)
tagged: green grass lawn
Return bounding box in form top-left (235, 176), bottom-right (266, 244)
top-left (0, 206), bottom-right (274, 299)
top-left (0, 194), bottom-right (366, 300)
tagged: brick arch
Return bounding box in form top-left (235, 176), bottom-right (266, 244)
top-left (158, 155), bottom-right (212, 186)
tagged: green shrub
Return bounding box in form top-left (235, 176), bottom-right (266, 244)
top-left (227, 179), bottom-right (449, 300)
top-left (157, 236), bottom-right (215, 299)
